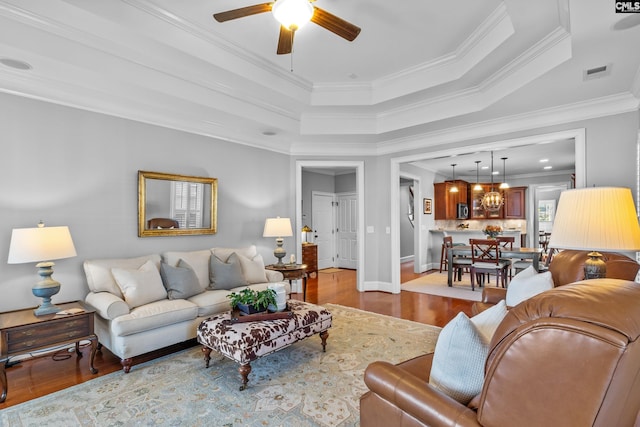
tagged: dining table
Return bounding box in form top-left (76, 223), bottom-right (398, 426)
top-left (446, 245), bottom-right (543, 286)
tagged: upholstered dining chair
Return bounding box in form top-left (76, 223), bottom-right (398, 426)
top-left (442, 236), bottom-right (471, 281)
top-left (147, 218), bottom-right (179, 229)
top-left (469, 239), bottom-right (510, 289)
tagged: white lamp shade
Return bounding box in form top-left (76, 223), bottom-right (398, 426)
top-left (548, 187), bottom-right (640, 252)
top-left (263, 217), bottom-right (293, 237)
top-left (272, 0), bottom-right (314, 30)
top-left (8, 225), bottom-right (77, 264)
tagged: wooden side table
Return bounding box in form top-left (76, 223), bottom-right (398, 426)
top-left (0, 301), bottom-right (98, 403)
top-left (301, 244), bottom-right (318, 278)
top-left (266, 264), bottom-right (308, 301)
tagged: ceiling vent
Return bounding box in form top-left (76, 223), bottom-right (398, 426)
top-left (583, 64), bottom-right (611, 81)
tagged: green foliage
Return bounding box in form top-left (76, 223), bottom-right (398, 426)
top-left (227, 288), bottom-right (277, 312)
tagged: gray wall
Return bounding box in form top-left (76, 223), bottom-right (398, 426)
top-left (399, 181), bottom-right (414, 258)
top-left (0, 93), bottom-right (292, 312)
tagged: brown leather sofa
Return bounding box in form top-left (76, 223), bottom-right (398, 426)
top-left (360, 279), bottom-right (640, 426)
top-left (471, 250), bottom-right (639, 314)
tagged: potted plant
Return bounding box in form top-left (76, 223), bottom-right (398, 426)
top-left (227, 288), bottom-right (277, 315)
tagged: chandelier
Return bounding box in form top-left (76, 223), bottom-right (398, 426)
top-left (481, 151), bottom-right (504, 212)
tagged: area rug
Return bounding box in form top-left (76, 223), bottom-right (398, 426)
top-left (0, 304), bottom-right (441, 427)
top-left (401, 272), bottom-right (485, 301)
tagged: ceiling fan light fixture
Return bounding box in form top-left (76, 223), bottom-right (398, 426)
top-left (272, 0), bottom-right (314, 31)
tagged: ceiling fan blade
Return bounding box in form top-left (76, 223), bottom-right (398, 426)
top-left (311, 7), bottom-right (361, 41)
top-left (213, 3), bottom-right (272, 23)
top-left (277, 26), bottom-right (294, 55)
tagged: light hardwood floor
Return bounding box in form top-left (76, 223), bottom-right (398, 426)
top-left (0, 262), bottom-right (473, 408)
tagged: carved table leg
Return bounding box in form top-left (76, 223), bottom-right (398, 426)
top-left (0, 363), bottom-right (6, 403)
top-left (88, 336), bottom-right (98, 374)
top-left (319, 330), bottom-right (329, 352)
top-left (239, 363), bottom-right (252, 391)
top-left (121, 358), bottom-right (133, 373)
top-left (202, 346), bottom-right (212, 368)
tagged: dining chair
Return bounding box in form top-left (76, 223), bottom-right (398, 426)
top-left (442, 236), bottom-right (471, 280)
top-left (469, 239), bottom-right (511, 289)
top-left (496, 236), bottom-right (517, 279)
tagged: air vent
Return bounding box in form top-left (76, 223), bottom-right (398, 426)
top-left (583, 64), bottom-right (611, 81)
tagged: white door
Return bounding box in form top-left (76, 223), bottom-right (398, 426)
top-left (336, 193), bottom-right (358, 269)
top-left (312, 192), bottom-right (335, 269)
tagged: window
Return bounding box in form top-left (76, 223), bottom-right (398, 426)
top-left (538, 199), bottom-right (555, 223)
top-left (170, 181), bottom-right (204, 228)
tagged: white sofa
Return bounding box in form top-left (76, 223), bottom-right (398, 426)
top-left (83, 245), bottom-right (289, 372)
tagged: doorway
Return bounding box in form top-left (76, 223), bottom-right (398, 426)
top-left (296, 160), bottom-right (365, 292)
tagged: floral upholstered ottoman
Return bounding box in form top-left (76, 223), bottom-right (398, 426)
top-left (197, 299), bottom-right (332, 390)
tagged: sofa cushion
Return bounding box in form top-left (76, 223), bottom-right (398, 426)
top-left (209, 252), bottom-right (248, 290)
top-left (506, 265), bottom-right (554, 307)
top-left (84, 254), bottom-right (161, 297)
top-left (162, 249), bottom-right (211, 290)
top-left (111, 299), bottom-right (198, 337)
top-left (188, 290), bottom-right (234, 317)
top-left (211, 245), bottom-right (257, 262)
top-left (160, 260), bottom-right (203, 300)
top-left (111, 260), bottom-right (168, 309)
top-left (429, 301), bottom-right (507, 405)
top-left (237, 253), bottom-right (268, 284)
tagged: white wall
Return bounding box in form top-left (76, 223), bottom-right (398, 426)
top-left (0, 93), bottom-right (292, 312)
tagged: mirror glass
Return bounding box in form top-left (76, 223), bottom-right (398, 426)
top-left (138, 170), bottom-right (217, 237)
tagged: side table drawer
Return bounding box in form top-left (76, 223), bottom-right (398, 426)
top-left (6, 317), bottom-right (90, 353)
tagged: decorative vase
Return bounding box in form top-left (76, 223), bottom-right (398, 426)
top-left (268, 283), bottom-right (287, 312)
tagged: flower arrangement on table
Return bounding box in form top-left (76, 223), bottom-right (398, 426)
top-left (483, 225), bottom-right (502, 239)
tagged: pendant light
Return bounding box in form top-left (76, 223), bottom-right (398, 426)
top-left (449, 164), bottom-right (458, 193)
top-left (499, 157), bottom-right (509, 189)
top-left (473, 160), bottom-right (483, 191)
top-left (481, 151), bottom-right (504, 211)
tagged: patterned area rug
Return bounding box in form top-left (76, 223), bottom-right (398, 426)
top-left (1, 304), bottom-right (441, 427)
top-left (401, 272), bottom-right (484, 301)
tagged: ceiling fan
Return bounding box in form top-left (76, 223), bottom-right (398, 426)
top-left (213, 0), bottom-right (361, 55)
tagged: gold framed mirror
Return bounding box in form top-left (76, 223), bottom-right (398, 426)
top-left (138, 170), bottom-right (217, 237)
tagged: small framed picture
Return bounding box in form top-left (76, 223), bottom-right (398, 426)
top-left (423, 198), bottom-right (432, 214)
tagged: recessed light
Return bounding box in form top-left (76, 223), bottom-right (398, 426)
top-left (539, 159), bottom-right (549, 163)
top-left (492, 171), bottom-right (499, 175)
top-left (0, 58), bottom-right (32, 70)
top-left (481, 166), bottom-right (489, 170)
top-left (544, 166), bottom-right (553, 170)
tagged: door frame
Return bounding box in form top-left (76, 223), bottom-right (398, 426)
top-left (399, 172), bottom-right (424, 274)
top-left (389, 128), bottom-right (587, 293)
top-left (296, 160), bottom-right (365, 291)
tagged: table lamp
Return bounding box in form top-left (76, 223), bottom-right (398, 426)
top-left (8, 222), bottom-right (77, 315)
top-left (263, 217), bottom-right (293, 266)
top-left (548, 187), bottom-right (640, 279)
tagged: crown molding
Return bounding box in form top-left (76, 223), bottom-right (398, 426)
top-left (310, 3), bottom-right (514, 106)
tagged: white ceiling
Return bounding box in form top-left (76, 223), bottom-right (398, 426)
top-left (0, 0), bottom-right (638, 159)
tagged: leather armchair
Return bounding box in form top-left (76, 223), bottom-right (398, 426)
top-left (361, 279), bottom-right (640, 427)
top-left (471, 250), bottom-right (639, 314)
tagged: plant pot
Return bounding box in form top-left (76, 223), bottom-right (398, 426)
top-left (237, 303), bottom-right (267, 315)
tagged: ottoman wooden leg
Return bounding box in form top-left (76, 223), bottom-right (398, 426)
top-left (319, 330), bottom-right (329, 352)
top-left (239, 363), bottom-right (252, 391)
top-left (202, 346), bottom-right (212, 368)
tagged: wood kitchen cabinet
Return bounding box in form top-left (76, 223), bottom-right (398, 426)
top-left (503, 186), bottom-right (526, 219)
top-left (469, 184), bottom-right (503, 219)
top-left (434, 181), bottom-right (468, 220)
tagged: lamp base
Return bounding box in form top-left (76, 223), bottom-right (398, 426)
top-left (584, 251), bottom-right (607, 279)
top-left (273, 237), bottom-right (287, 266)
top-left (33, 261), bottom-right (62, 316)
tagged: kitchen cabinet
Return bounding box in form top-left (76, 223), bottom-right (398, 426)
top-left (504, 186), bottom-right (526, 219)
top-left (466, 185), bottom-right (526, 219)
top-left (434, 180), bottom-right (468, 220)
top-left (469, 184), bottom-right (503, 219)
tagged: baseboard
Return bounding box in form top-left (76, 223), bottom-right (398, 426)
top-left (363, 281), bottom-right (398, 294)
top-left (400, 255), bottom-right (414, 263)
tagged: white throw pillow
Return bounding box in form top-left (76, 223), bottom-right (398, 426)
top-left (237, 253), bottom-right (268, 284)
top-left (111, 259), bottom-right (167, 308)
top-left (470, 299), bottom-right (508, 343)
top-left (429, 313), bottom-right (489, 405)
top-left (506, 265), bottom-right (554, 307)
